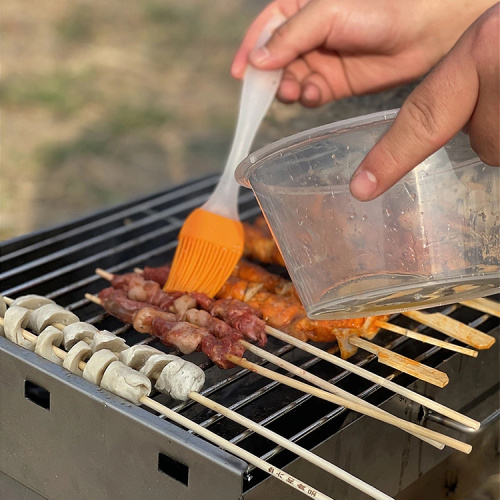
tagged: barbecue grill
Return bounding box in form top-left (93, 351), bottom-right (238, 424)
top-left (1, 174), bottom-right (499, 500)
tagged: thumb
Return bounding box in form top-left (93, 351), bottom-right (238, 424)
top-left (350, 40), bottom-right (479, 201)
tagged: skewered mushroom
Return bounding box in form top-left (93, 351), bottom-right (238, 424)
top-left (100, 361), bottom-right (151, 405)
top-left (90, 331), bottom-right (127, 354)
top-left (62, 322), bottom-right (100, 350)
top-left (3, 306), bottom-right (36, 350)
top-left (29, 304), bottom-right (79, 334)
top-left (83, 349), bottom-right (119, 385)
top-left (63, 341), bottom-right (92, 376)
top-left (140, 353), bottom-right (179, 381)
top-left (35, 325), bottom-right (64, 365)
top-left (119, 345), bottom-right (162, 370)
top-left (10, 294), bottom-right (55, 310)
top-left (155, 359), bottom-right (205, 401)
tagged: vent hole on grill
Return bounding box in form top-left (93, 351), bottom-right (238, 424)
top-left (158, 452), bottom-right (189, 486)
top-left (24, 380), bottom-right (50, 410)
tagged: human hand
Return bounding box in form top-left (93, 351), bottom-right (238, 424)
top-left (231, 0), bottom-right (494, 107)
top-left (350, 3), bottom-right (499, 201)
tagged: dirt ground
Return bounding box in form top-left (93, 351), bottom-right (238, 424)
top-left (1, 0), bottom-right (416, 241)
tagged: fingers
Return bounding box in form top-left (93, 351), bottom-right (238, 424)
top-left (466, 4), bottom-right (500, 166)
top-left (231, 2), bottom-right (291, 79)
top-left (350, 32), bottom-right (480, 201)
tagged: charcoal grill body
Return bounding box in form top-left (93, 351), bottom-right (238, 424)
top-left (1, 177), bottom-right (498, 500)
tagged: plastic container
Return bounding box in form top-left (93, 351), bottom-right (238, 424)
top-left (236, 109), bottom-right (500, 320)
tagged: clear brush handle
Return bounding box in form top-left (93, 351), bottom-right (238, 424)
top-left (202, 13), bottom-right (285, 219)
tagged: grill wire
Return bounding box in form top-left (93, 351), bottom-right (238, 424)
top-left (1, 174), bottom-right (498, 490)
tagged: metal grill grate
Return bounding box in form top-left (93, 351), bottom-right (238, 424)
top-left (1, 175), bottom-right (498, 500)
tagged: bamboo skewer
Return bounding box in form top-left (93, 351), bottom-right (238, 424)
top-left (188, 392), bottom-right (393, 500)
top-left (402, 310), bottom-right (496, 350)
top-left (265, 326), bottom-right (480, 431)
top-left (90, 269), bottom-right (480, 428)
top-left (228, 355), bottom-right (471, 455)
top-left (84, 292), bottom-right (445, 449)
top-left (347, 337), bottom-right (449, 388)
top-left (460, 298), bottom-right (500, 318)
top-left (0, 314), bottom-right (390, 500)
top-left (241, 340), bottom-right (444, 450)
top-left (375, 321), bottom-right (478, 357)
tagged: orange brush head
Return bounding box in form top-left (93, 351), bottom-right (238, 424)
top-left (164, 208), bottom-right (244, 297)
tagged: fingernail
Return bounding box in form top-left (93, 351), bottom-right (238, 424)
top-left (350, 170), bottom-right (378, 200)
top-left (250, 46), bottom-right (270, 65)
top-left (303, 84), bottom-right (320, 104)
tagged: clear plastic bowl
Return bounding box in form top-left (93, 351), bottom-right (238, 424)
top-left (236, 109), bottom-right (500, 320)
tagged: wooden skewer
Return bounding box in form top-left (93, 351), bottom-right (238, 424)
top-left (228, 355), bottom-right (471, 454)
top-left (84, 291), bottom-right (442, 450)
top-left (265, 326), bottom-right (480, 431)
top-left (92, 269), bottom-right (478, 428)
top-left (348, 337), bottom-right (449, 388)
top-left (144, 396), bottom-right (337, 500)
top-left (0, 313), bottom-right (387, 500)
top-left (402, 310), bottom-right (496, 350)
top-left (460, 298), bottom-right (500, 318)
top-left (375, 321), bottom-right (478, 357)
top-left (241, 340), bottom-right (444, 450)
top-left (85, 277), bottom-right (446, 445)
top-left (189, 391), bottom-right (393, 500)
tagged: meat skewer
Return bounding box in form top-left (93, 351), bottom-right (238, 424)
top-left (86, 288), bottom-right (472, 453)
top-left (133, 266), bottom-right (481, 430)
top-left (0, 295), bottom-right (394, 500)
top-left (133, 266), bottom-right (450, 387)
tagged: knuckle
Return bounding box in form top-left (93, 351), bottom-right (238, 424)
top-left (402, 98), bottom-right (443, 148)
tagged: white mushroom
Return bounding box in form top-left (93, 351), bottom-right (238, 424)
top-left (0, 295), bottom-right (7, 337)
top-left (119, 345), bottom-right (162, 370)
top-left (3, 305), bottom-right (36, 350)
top-left (35, 326), bottom-right (64, 365)
top-left (100, 361), bottom-right (151, 405)
top-left (91, 331), bottom-right (127, 354)
top-left (63, 341), bottom-right (92, 376)
top-left (62, 322), bottom-right (99, 350)
top-left (155, 359), bottom-right (205, 401)
top-left (83, 349), bottom-right (118, 385)
top-left (140, 353), bottom-right (179, 381)
top-left (29, 304), bottom-right (79, 334)
top-left (10, 294), bottom-right (55, 310)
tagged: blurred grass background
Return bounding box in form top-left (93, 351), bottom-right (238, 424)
top-left (1, 0), bottom-right (416, 240)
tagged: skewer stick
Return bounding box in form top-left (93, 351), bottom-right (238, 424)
top-left (0, 317), bottom-right (336, 500)
top-left (228, 355), bottom-right (471, 454)
top-left (402, 310), bottom-right (496, 350)
top-left (347, 337), bottom-right (449, 388)
top-left (460, 298), bottom-right (500, 318)
top-left (241, 340), bottom-right (444, 450)
top-left (83, 289), bottom-right (444, 451)
top-left (265, 326), bottom-right (480, 431)
top-left (92, 270), bottom-right (477, 427)
top-left (189, 391), bottom-right (393, 500)
top-left (375, 321), bottom-right (478, 357)
top-left (86, 277), bottom-right (444, 445)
